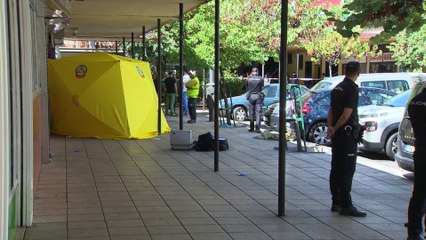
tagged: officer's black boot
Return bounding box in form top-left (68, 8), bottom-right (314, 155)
top-left (255, 125), bottom-right (261, 133)
top-left (249, 121), bottom-right (254, 132)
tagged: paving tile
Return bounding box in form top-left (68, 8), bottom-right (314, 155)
top-left (150, 234), bottom-right (191, 240)
top-left (179, 217), bottom-right (217, 226)
top-left (108, 227), bottom-right (149, 236)
top-left (68, 221), bottom-right (106, 229)
top-left (184, 224), bottom-right (224, 234)
top-left (110, 236), bottom-right (152, 240)
top-left (67, 227), bottom-right (108, 238)
top-left (190, 233), bottom-right (233, 240)
top-left (32, 214), bottom-right (67, 223)
top-left (68, 213), bottom-right (105, 222)
top-left (104, 211), bottom-right (141, 220)
top-left (107, 219), bottom-right (145, 228)
top-left (24, 223), bottom-right (67, 240)
top-left (146, 225), bottom-right (187, 235)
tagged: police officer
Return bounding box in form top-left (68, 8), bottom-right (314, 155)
top-left (326, 61), bottom-right (367, 217)
top-left (246, 67), bottom-right (264, 133)
top-left (406, 83), bottom-right (426, 240)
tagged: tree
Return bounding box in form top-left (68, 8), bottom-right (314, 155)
top-left (304, 29), bottom-right (369, 77)
top-left (387, 25), bottom-right (426, 72)
top-left (331, 0), bottom-right (425, 43)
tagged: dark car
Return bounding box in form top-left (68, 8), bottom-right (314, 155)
top-left (285, 87), bottom-right (397, 145)
top-left (395, 81), bottom-right (425, 172)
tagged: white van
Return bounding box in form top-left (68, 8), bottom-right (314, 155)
top-left (310, 73), bottom-right (426, 93)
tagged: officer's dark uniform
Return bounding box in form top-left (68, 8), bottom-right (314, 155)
top-left (407, 87), bottom-right (426, 240)
top-left (246, 70), bottom-right (264, 132)
top-left (329, 77), bottom-right (359, 210)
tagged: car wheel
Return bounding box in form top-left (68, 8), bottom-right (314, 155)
top-left (385, 132), bottom-right (398, 160)
top-left (309, 122), bottom-right (331, 146)
top-left (232, 106), bottom-right (247, 122)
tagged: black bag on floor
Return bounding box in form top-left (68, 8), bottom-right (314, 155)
top-left (214, 138), bottom-right (229, 151)
top-left (195, 132), bottom-right (214, 151)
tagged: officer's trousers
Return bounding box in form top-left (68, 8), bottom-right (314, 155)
top-left (248, 93), bottom-right (263, 130)
top-left (330, 131), bottom-right (357, 208)
top-left (408, 149), bottom-right (426, 238)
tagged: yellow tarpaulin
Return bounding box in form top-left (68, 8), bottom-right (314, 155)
top-left (48, 52), bottom-right (170, 139)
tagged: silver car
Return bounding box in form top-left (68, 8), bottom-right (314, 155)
top-left (358, 90), bottom-right (411, 159)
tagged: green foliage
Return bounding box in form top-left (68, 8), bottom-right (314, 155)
top-left (331, 0), bottom-right (425, 43)
top-left (222, 71), bottom-right (246, 97)
top-left (387, 25), bottom-right (426, 72)
top-left (303, 7), bottom-right (370, 76)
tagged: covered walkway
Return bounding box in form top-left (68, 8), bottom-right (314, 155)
top-left (26, 112), bottom-right (411, 240)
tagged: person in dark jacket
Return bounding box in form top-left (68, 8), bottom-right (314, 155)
top-left (326, 61), bottom-right (367, 217)
top-left (163, 70), bottom-right (178, 116)
top-left (406, 83), bottom-right (426, 240)
top-left (246, 67), bottom-right (264, 133)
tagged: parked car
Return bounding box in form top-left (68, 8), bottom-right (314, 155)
top-left (268, 87), bottom-right (397, 145)
top-left (395, 81), bottom-right (426, 172)
top-left (310, 73), bottom-right (426, 94)
top-left (358, 90), bottom-right (411, 159)
top-left (219, 83), bottom-right (308, 122)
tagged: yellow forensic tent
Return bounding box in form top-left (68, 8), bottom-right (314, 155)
top-left (48, 52), bottom-right (170, 139)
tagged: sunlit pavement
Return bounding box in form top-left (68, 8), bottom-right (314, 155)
top-left (25, 110), bottom-right (412, 240)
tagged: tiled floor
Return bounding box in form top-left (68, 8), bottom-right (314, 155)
top-left (25, 112), bottom-right (413, 240)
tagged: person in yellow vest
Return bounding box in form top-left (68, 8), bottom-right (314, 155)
top-left (186, 70), bottom-right (200, 123)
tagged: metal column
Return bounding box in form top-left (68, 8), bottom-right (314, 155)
top-left (157, 19), bottom-right (162, 134)
top-left (214, 0), bottom-right (220, 172)
top-left (179, 3), bottom-right (184, 130)
top-left (278, 1), bottom-right (288, 217)
top-left (122, 37), bottom-right (126, 56)
top-left (142, 26), bottom-right (146, 61)
top-left (131, 32), bottom-right (135, 58)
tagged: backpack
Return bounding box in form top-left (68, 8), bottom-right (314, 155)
top-left (195, 132), bottom-right (214, 151)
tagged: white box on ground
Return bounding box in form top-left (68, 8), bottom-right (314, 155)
top-left (170, 130), bottom-right (194, 150)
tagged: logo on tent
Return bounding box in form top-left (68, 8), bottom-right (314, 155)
top-left (136, 66), bottom-right (145, 79)
top-left (75, 65), bottom-right (88, 78)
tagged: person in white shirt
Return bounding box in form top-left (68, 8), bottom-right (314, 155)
top-left (182, 70), bottom-right (190, 115)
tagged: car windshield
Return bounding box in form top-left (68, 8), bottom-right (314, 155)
top-left (382, 90), bottom-right (411, 107)
top-left (310, 81), bottom-right (332, 91)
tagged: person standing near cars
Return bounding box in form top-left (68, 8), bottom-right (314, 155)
top-left (406, 83), bottom-right (426, 240)
top-left (246, 67), bottom-right (264, 133)
top-left (186, 70), bottom-right (199, 124)
top-left (326, 61), bottom-right (367, 217)
top-left (182, 70), bottom-right (190, 116)
top-left (163, 70), bottom-right (178, 116)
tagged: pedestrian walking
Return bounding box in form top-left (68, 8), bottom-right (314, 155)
top-left (186, 70), bottom-right (200, 123)
top-left (406, 83), bottom-right (426, 240)
top-left (326, 61), bottom-right (367, 217)
top-left (246, 67), bottom-right (264, 133)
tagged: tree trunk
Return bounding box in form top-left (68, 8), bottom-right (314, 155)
top-left (328, 63), bottom-right (333, 77)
